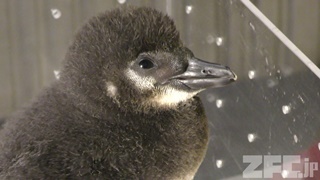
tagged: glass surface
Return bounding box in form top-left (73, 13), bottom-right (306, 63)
top-left (1, 0), bottom-right (320, 179)
top-left (193, 0), bottom-right (320, 179)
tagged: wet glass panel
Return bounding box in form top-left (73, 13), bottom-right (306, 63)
top-left (190, 0), bottom-right (320, 179)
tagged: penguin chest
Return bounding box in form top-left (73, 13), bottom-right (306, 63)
top-left (134, 109), bottom-right (209, 179)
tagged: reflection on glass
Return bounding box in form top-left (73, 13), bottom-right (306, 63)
top-left (50, 8), bottom-right (62, 19)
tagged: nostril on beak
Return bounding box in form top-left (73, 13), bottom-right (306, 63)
top-left (201, 69), bottom-right (212, 75)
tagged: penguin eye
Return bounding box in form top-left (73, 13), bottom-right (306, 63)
top-left (139, 59), bottom-right (154, 69)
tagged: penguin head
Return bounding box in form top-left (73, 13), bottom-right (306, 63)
top-left (124, 48), bottom-right (237, 108)
top-left (61, 6), bottom-right (236, 111)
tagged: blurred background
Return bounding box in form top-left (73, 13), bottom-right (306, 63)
top-left (0, 0), bottom-right (320, 116)
top-left (1, 0), bottom-right (320, 179)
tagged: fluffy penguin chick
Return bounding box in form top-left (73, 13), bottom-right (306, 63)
top-left (0, 7), bottom-right (236, 179)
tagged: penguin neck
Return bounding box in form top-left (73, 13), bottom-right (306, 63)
top-left (53, 81), bottom-right (108, 120)
top-left (56, 79), bottom-right (199, 119)
top-left (116, 93), bottom-right (198, 116)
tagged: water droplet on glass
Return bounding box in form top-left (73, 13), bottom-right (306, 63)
top-left (265, 57), bottom-right (269, 66)
top-left (51, 8), bottom-right (62, 19)
top-left (117, 0), bottom-right (126, 4)
top-left (249, 22), bottom-right (255, 31)
top-left (247, 133), bottom-right (257, 143)
top-left (281, 170), bottom-right (289, 178)
top-left (248, 70), bottom-right (255, 79)
top-left (216, 37), bottom-right (223, 46)
top-left (54, 70), bottom-right (60, 79)
top-left (185, 5), bottom-right (193, 14)
top-left (216, 159), bottom-right (224, 168)
top-left (206, 35), bottom-right (214, 44)
top-left (216, 99), bottom-right (223, 108)
top-left (298, 95), bottom-right (305, 104)
top-left (293, 134), bottom-right (298, 143)
top-left (282, 105), bottom-right (291, 114)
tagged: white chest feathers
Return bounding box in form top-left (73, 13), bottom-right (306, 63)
top-left (152, 87), bottom-right (198, 107)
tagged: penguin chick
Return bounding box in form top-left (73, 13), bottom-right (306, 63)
top-left (0, 6), bottom-right (236, 179)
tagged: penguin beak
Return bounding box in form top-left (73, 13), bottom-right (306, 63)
top-left (171, 57), bottom-right (237, 90)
